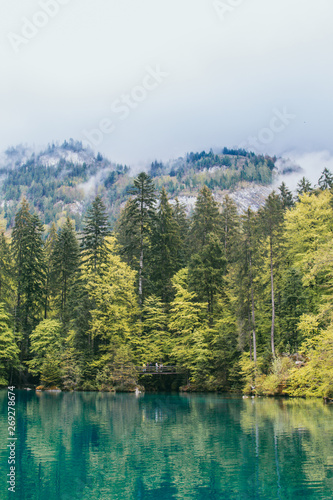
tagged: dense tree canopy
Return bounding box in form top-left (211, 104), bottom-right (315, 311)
top-left (2, 169), bottom-right (333, 398)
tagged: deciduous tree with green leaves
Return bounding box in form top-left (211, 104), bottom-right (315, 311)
top-left (169, 269), bottom-right (210, 383)
top-left (0, 303), bottom-right (20, 385)
top-left (0, 231), bottom-right (14, 308)
top-left (27, 318), bottom-right (63, 385)
top-left (141, 295), bottom-right (169, 363)
top-left (84, 238), bottom-right (139, 362)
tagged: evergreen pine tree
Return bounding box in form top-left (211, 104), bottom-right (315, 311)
top-left (44, 223), bottom-right (57, 319)
top-left (189, 186), bottom-right (221, 250)
top-left (25, 214), bottom-right (46, 327)
top-left (12, 198), bottom-right (30, 334)
top-left (189, 233), bottom-right (226, 322)
top-left (233, 208), bottom-right (260, 362)
top-left (259, 192), bottom-right (284, 357)
top-left (81, 195), bottom-right (110, 272)
top-left (12, 199), bottom-right (45, 355)
top-left (173, 198), bottom-right (188, 233)
top-left (120, 172), bottom-right (156, 305)
top-left (52, 217), bottom-right (80, 319)
top-left (318, 168), bottom-right (333, 190)
top-left (279, 182), bottom-right (295, 210)
top-left (173, 197), bottom-right (189, 267)
top-left (221, 195), bottom-right (240, 263)
top-left (279, 268), bottom-right (307, 352)
top-left (116, 200), bottom-right (140, 269)
top-left (297, 177), bottom-right (312, 196)
top-left (149, 188), bottom-right (183, 303)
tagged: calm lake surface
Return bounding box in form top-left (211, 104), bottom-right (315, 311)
top-left (1, 391), bottom-right (333, 500)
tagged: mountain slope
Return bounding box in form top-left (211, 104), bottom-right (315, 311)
top-left (0, 141), bottom-right (294, 231)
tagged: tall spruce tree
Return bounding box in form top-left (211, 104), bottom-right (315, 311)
top-left (116, 200), bottom-right (140, 269)
top-left (279, 268), bottom-right (307, 352)
top-left (238, 208), bottom-right (259, 362)
top-left (12, 199), bottom-right (45, 355)
top-left (52, 217), bottom-right (80, 320)
top-left (189, 233), bottom-right (226, 322)
top-left (297, 177), bottom-right (312, 196)
top-left (172, 197), bottom-right (189, 267)
top-left (259, 192), bottom-right (284, 357)
top-left (318, 168), bottom-right (333, 190)
top-left (279, 182), bottom-right (295, 210)
top-left (189, 186), bottom-right (221, 250)
top-left (12, 198), bottom-right (30, 334)
top-left (81, 195), bottom-right (110, 272)
top-left (44, 223), bottom-right (57, 319)
top-left (221, 195), bottom-right (240, 263)
top-left (120, 172), bottom-right (156, 306)
top-left (149, 188), bottom-right (183, 303)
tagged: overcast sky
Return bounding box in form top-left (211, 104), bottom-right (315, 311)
top-left (1, 0), bottom-right (332, 173)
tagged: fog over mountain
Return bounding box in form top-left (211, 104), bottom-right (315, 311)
top-left (1, 138), bottom-right (330, 238)
top-left (1, 0), bottom-right (332, 177)
top-left (278, 151), bottom-right (333, 190)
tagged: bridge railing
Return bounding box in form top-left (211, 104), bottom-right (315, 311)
top-left (136, 365), bottom-right (181, 374)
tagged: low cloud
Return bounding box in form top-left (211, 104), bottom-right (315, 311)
top-left (276, 150), bottom-right (333, 192)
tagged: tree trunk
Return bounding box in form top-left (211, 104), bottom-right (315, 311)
top-left (44, 275), bottom-right (48, 320)
top-left (64, 274), bottom-right (67, 311)
top-left (270, 237), bottom-right (275, 357)
top-left (139, 191), bottom-right (144, 307)
top-left (225, 215), bottom-right (228, 251)
top-left (248, 308), bottom-right (252, 362)
top-left (139, 244), bottom-right (143, 306)
top-left (139, 205), bottom-right (144, 306)
top-left (249, 253), bottom-right (257, 363)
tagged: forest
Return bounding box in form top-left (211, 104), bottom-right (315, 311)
top-left (0, 142), bottom-right (276, 230)
top-left (1, 168), bottom-right (333, 398)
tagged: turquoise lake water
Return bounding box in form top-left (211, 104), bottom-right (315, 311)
top-left (1, 390), bottom-right (333, 499)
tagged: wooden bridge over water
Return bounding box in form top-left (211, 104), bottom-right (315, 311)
top-left (136, 366), bottom-right (185, 375)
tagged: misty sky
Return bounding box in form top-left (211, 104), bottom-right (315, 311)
top-left (1, 0), bottom-right (332, 172)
